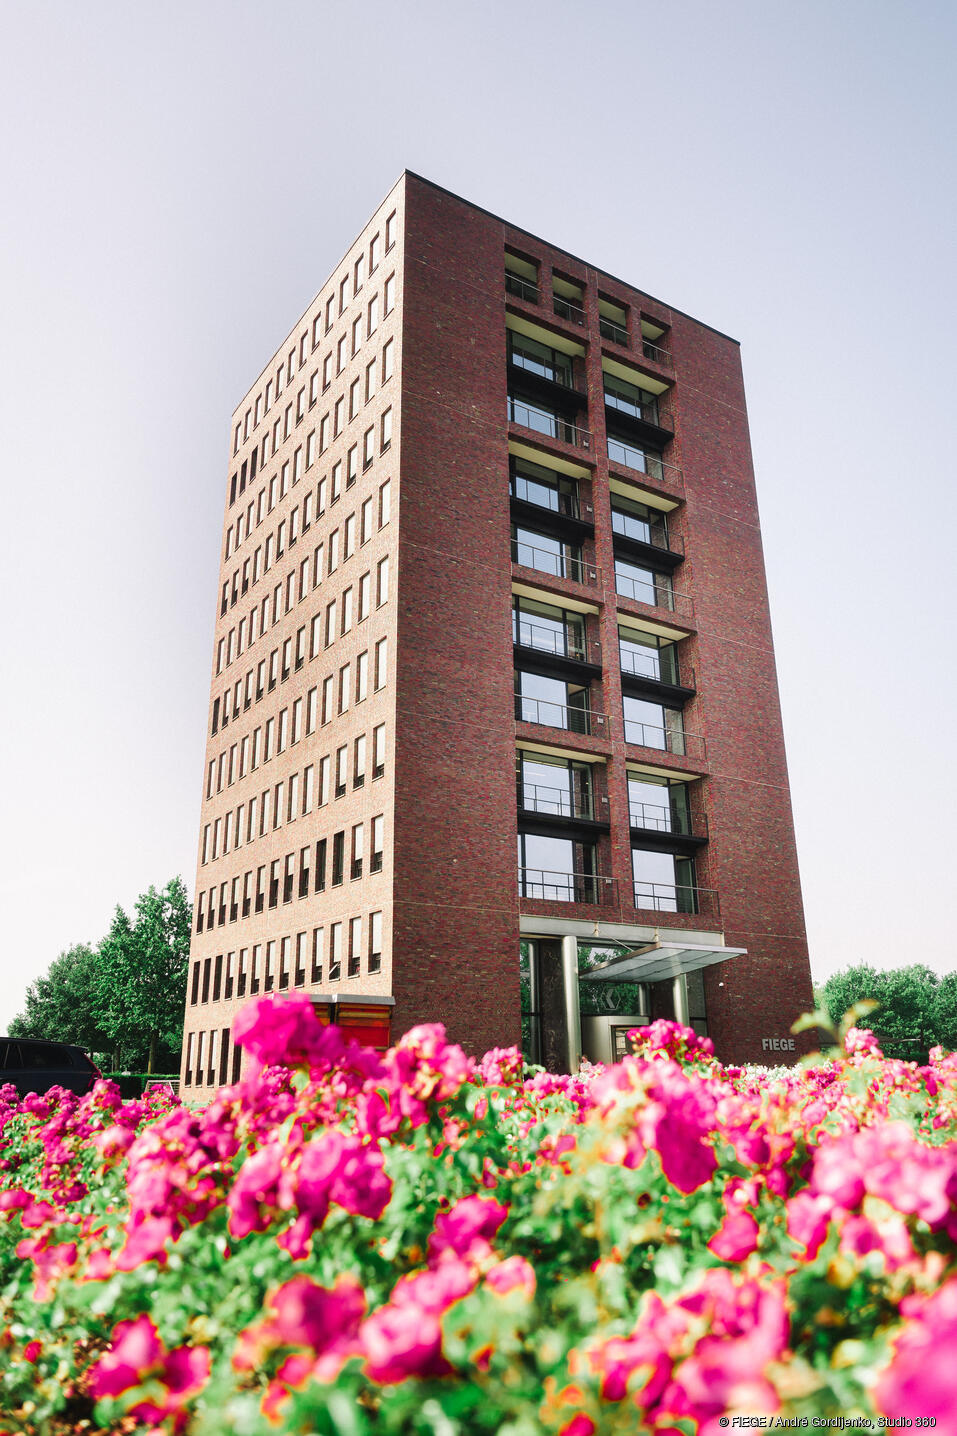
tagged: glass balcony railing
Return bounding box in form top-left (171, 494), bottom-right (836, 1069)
top-left (512, 538), bottom-right (598, 585)
top-left (611, 509), bottom-right (679, 552)
top-left (604, 388), bottom-right (660, 426)
top-left (628, 799), bottom-right (674, 833)
top-left (520, 868), bottom-right (616, 905)
top-left (619, 646), bottom-right (688, 688)
top-left (509, 395), bottom-right (590, 449)
top-left (606, 436), bottom-right (683, 489)
top-left (509, 345), bottom-right (573, 388)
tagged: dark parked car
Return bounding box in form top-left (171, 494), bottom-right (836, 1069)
top-left (0, 1039), bottom-right (100, 1096)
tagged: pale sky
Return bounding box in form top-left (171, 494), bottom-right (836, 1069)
top-left (1, 0), bottom-right (955, 1027)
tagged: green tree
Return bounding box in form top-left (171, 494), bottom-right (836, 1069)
top-left (8, 878), bottom-right (191, 1074)
top-left (8, 943), bottom-right (113, 1058)
top-left (820, 963), bottom-right (950, 1063)
top-left (95, 878), bottom-right (191, 1072)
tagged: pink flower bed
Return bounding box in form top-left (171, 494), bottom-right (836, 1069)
top-left (1, 997), bottom-right (955, 1432)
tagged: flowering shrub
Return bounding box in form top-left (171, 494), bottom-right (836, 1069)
top-left (2, 998), bottom-right (957, 1432)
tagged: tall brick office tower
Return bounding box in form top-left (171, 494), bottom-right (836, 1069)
top-left (180, 172), bottom-right (814, 1092)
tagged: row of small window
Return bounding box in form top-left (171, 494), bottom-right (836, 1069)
top-left (206, 646), bottom-right (388, 801)
top-left (196, 828), bottom-right (385, 934)
top-left (217, 494), bottom-right (391, 677)
top-left (504, 249), bottom-right (671, 361)
top-left (232, 213), bottom-right (397, 460)
top-left (203, 725), bottom-right (386, 866)
top-left (225, 394), bottom-right (393, 571)
top-left (215, 554), bottom-right (390, 704)
top-left (228, 369), bottom-right (394, 530)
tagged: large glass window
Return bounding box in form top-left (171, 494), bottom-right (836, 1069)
top-left (603, 372), bottom-right (659, 425)
top-left (513, 525), bottom-right (584, 582)
top-left (513, 596), bottom-right (586, 661)
top-left (632, 848), bottom-right (697, 913)
top-left (615, 557), bottom-right (673, 609)
top-left (611, 493), bottom-right (669, 548)
top-left (627, 773), bottom-right (691, 834)
top-left (517, 751), bottom-right (593, 819)
top-left (508, 331), bottom-right (573, 387)
top-left (509, 456), bottom-right (579, 518)
top-left (516, 670), bottom-right (590, 734)
top-left (517, 832), bottom-right (597, 901)
top-left (618, 625), bottom-right (679, 684)
top-left (622, 694), bottom-right (685, 753)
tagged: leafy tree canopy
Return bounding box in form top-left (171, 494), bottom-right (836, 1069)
top-left (821, 963), bottom-right (957, 1063)
top-left (7, 877), bottom-right (191, 1073)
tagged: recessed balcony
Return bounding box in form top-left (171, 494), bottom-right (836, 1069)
top-left (509, 395), bottom-right (591, 451)
top-left (633, 881), bottom-right (718, 919)
top-left (520, 868), bottom-right (617, 906)
top-left (614, 562), bottom-right (694, 620)
top-left (506, 272), bottom-right (539, 304)
top-left (512, 534), bottom-right (599, 587)
top-left (623, 716), bottom-right (706, 763)
top-left (515, 693), bottom-right (607, 739)
top-left (607, 434), bottom-right (682, 491)
top-left (553, 295), bottom-right (585, 325)
top-left (514, 613), bottom-right (600, 670)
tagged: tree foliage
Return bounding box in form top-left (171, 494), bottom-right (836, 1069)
top-left (8, 878), bottom-right (190, 1072)
top-left (821, 962), bottom-right (957, 1063)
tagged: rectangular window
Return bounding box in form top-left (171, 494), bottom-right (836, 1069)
top-left (325, 599), bottom-right (337, 646)
top-left (380, 407), bottom-right (392, 450)
top-left (385, 211), bottom-right (397, 249)
top-left (303, 763), bottom-right (314, 813)
top-left (313, 540), bottom-right (324, 584)
top-left (374, 637), bottom-right (388, 690)
top-left (265, 940), bottom-right (276, 991)
top-left (368, 295), bottom-right (379, 335)
top-left (341, 586), bottom-right (354, 633)
top-left (373, 722), bottom-right (386, 778)
top-left (323, 352), bottom-right (332, 389)
top-left (343, 513), bottom-right (355, 558)
top-left (329, 922), bottom-right (342, 981)
top-left (376, 555), bottom-right (390, 606)
top-left (287, 773), bottom-right (299, 821)
top-left (369, 911), bottom-right (383, 973)
top-left (353, 733), bottom-right (366, 787)
top-left (335, 745), bottom-right (348, 798)
top-left (348, 916), bottom-right (362, 977)
top-left (322, 674), bottom-right (334, 724)
top-left (310, 613), bottom-right (322, 660)
top-left (328, 530), bottom-right (340, 572)
top-left (358, 571), bottom-right (371, 622)
top-left (331, 461), bottom-right (342, 502)
top-left (365, 358), bottom-right (376, 402)
top-left (315, 837), bottom-right (327, 892)
top-left (384, 274), bottom-right (395, 314)
top-left (325, 295), bottom-right (335, 332)
top-left (283, 853), bottom-right (295, 904)
top-left (318, 754), bottom-right (330, 806)
top-left (292, 696), bottom-right (303, 741)
top-left (306, 685), bottom-right (318, 733)
top-left (379, 479), bottom-right (391, 527)
top-left (371, 814), bottom-right (384, 873)
top-left (356, 650), bottom-right (368, 702)
top-left (311, 927), bottom-right (324, 983)
top-left (251, 943), bottom-right (262, 993)
top-left (347, 445), bottom-right (358, 486)
top-left (351, 823), bottom-right (364, 880)
top-left (363, 426), bottom-right (374, 468)
top-left (370, 233), bottom-right (381, 271)
top-left (382, 337), bottom-right (393, 382)
top-left (295, 931), bottom-right (308, 986)
top-left (338, 663), bottom-right (351, 713)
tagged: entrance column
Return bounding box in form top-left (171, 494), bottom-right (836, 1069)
top-left (672, 972), bottom-right (690, 1026)
top-left (561, 934), bottom-right (582, 1072)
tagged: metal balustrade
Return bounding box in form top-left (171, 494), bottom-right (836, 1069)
top-left (623, 720), bottom-right (706, 761)
top-left (514, 617), bottom-right (596, 664)
top-left (508, 395), bottom-right (591, 450)
top-left (633, 881), bottom-right (718, 918)
top-left (642, 339), bottom-right (673, 367)
top-left (506, 272), bottom-right (539, 303)
top-left (519, 782), bottom-right (593, 820)
top-left (512, 539), bottom-right (599, 586)
top-left (519, 868), bottom-right (617, 905)
top-left (516, 695), bottom-right (607, 737)
top-left (607, 436), bottom-right (683, 489)
top-left (553, 295), bottom-right (585, 325)
top-left (600, 317), bottom-right (628, 346)
top-left (614, 569), bottom-right (694, 618)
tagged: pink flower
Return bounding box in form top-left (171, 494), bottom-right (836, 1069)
top-left (485, 1255), bottom-right (536, 1299)
top-left (361, 1302), bottom-right (447, 1383)
top-left (427, 1194), bottom-right (508, 1263)
top-left (296, 1129), bottom-right (392, 1223)
top-left (90, 1314), bottom-right (164, 1397)
top-left (786, 1190), bottom-right (832, 1259)
top-left (708, 1208), bottom-right (759, 1262)
top-left (874, 1279), bottom-right (957, 1424)
top-left (234, 1274), bottom-right (365, 1377)
top-left (845, 1025), bottom-right (882, 1058)
top-left (233, 992), bottom-right (346, 1069)
top-left (24, 1340), bottom-right (41, 1363)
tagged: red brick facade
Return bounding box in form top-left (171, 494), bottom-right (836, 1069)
top-left (181, 171), bottom-right (813, 1083)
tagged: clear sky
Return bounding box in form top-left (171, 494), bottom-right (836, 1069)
top-left (1, 0), bottom-right (955, 1027)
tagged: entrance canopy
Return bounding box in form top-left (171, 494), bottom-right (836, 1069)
top-left (581, 941), bottom-right (746, 985)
